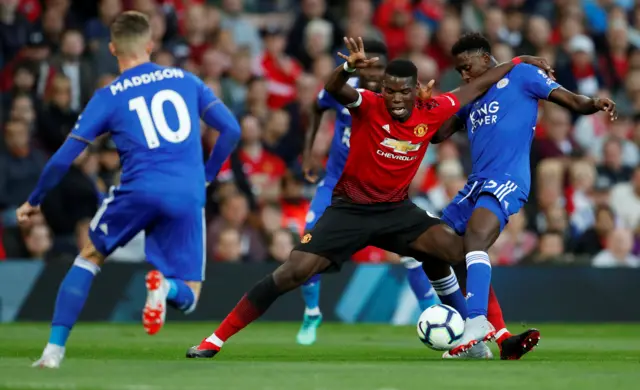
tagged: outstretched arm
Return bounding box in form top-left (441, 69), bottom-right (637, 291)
top-left (450, 56), bottom-right (554, 108)
top-left (325, 37), bottom-right (380, 106)
top-left (302, 101), bottom-right (329, 182)
top-left (547, 87), bottom-right (617, 119)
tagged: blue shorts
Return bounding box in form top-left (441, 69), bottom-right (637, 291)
top-left (441, 178), bottom-right (527, 236)
top-left (88, 187), bottom-right (206, 281)
top-left (304, 176), bottom-right (339, 231)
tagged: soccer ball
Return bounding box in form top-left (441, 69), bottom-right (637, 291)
top-left (416, 304), bottom-right (465, 350)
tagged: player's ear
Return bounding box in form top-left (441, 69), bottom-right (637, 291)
top-left (146, 40), bottom-right (154, 56)
top-left (108, 42), bottom-right (116, 57)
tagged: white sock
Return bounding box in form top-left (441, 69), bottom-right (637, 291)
top-left (400, 257), bottom-right (422, 269)
top-left (305, 307), bottom-right (321, 316)
top-left (43, 343), bottom-right (65, 356)
top-left (205, 333), bottom-right (224, 348)
top-left (430, 271), bottom-right (460, 296)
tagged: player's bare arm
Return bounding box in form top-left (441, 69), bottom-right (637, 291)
top-left (430, 116), bottom-right (464, 144)
top-left (548, 87), bottom-right (618, 120)
top-left (302, 102), bottom-right (329, 183)
top-left (451, 56), bottom-right (553, 107)
top-left (325, 37), bottom-right (379, 106)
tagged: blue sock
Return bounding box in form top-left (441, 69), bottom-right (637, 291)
top-left (402, 258), bottom-right (435, 311)
top-left (49, 257), bottom-right (100, 347)
top-left (430, 270), bottom-right (468, 318)
top-left (301, 274), bottom-right (321, 314)
top-left (166, 279), bottom-right (196, 314)
top-left (465, 251), bottom-right (491, 318)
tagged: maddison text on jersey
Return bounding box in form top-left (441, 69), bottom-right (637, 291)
top-left (110, 68), bottom-right (185, 95)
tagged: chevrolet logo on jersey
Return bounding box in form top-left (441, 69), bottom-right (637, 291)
top-left (380, 138), bottom-right (422, 154)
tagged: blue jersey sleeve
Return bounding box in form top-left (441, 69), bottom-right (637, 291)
top-left (515, 64), bottom-right (560, 100)
top-left (317, 89), bottom-right (341, 111)
top-left (196, 76), bottom-right (241, 183)
top-left (71, 90), bottom-right (112, 142)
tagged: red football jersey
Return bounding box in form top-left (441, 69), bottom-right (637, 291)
top-left (333, 89), bottom-right (460, 204)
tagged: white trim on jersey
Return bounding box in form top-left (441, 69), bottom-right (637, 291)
top-left (345, 91), bottom-right (363, 108)
top-left (200, 207), bottom-right (207, 281)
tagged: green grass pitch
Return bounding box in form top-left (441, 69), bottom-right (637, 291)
top-left (1, 322), bottom-right (639, 390)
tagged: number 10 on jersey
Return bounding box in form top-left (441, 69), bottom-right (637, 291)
top-left (129, 89), bottom-right (192, 149)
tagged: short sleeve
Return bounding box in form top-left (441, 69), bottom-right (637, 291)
top-left (515, 64), bottom-right (560, 100)
top-left (346, 88), bottom-right (377, 116)
top-left (71, 90), bottom-right (111, 142)
top-left (456, 103), bottom-right (471, 122)
top-left (426, 93), bottom-right (461, 124)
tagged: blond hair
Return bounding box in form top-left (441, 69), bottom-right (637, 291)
top-left (110, 11), bottom-right (151, 56)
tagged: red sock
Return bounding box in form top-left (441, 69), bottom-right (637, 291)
top-left (487, 286), bottom-right (511, 346)
top-left (202, 294), bottom-right (262, 350)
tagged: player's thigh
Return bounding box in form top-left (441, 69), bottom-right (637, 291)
top-left (371, 201), bottom-right (442, 258)
top-left (295, 203), bottom-right (372, 272)
top-left (88, 188), bottom-right (156, 259)
top-left (441, 180), bottom-right (480, 236)
top-left (304, 182), bottom-right (334, 231)
top-left (473, 179), bottom-right (527, 236)
top-left (145, 206), bottom-right (206, 282)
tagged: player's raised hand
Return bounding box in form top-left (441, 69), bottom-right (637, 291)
top-left (518, 55), bottom-right (555, 80)
top-left (417, 80), bottom-right (435, 100)
top-left (594, 98), bottom-right (618, 121)
top-left (337, 37), bottom-right (379, 69)
top-left (16, 202), bottom-right (41, 227)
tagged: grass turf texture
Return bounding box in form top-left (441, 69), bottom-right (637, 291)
top-left (1, 323), bottom-right (639, 390)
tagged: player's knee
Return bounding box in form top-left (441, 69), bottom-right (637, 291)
top-left (79, 240), bottom-right (107, 267)
top-left (464, 211), bottom-right (501, 251)
top-left (274, 251), bottom-right (327, 289)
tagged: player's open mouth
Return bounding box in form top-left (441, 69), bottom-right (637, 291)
top-left (391, 107), bottom-right (406, 116)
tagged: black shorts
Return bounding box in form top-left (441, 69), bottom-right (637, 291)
top-left (294, 198), bottom-right (442, 271)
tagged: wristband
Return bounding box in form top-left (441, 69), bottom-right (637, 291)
top-left (511, 57), bottom-right (522, 65)
top-left (343, 62), bottom-right (356, 73)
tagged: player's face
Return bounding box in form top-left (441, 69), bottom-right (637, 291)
top-left (381, 75), bottom-right (416, 121)
top-left (359, 54), bottom-right (387, 93)
top-left (454, 51), bottom-right (491, 84)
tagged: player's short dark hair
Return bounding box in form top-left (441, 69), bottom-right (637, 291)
top-left (385, 59), bottom-right (418, 82)
top-left (110, 11), bottom-right (151, 43)
top-left (451, 32), bottom-right (492, 57)
top-left (362, 38), bottom-right (388, 57)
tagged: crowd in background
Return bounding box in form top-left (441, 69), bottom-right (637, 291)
top-left (1, 0), bottom-right (640, 268)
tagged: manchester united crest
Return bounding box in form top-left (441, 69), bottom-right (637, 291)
top-left (301, 233), bottom-right (312, 244)
top-left (414, 124), bottom-right (428, 137)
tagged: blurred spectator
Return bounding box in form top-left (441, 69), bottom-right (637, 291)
top-left (266, 228), bottom-right (295, 263)
top-left (9, 94), bottom-right (37, 133)
top-left (24, 223), bottom-right (52, 259)
top-left (610, 166), bottom-right (640, 229)
top-left (522, 231), bottom-right (566, 265)
top-left (595, 138), bottom-right (633, 188)
top-left (599, 18), bottom-right (629, 91)
top-left (423, 159), bottom-right (465, 214)
top-left (566, 159), bottom-right (596, 236)
top-left (287, 0), bottom-right (342, 67)
top-left (0, 120), bottom-right (46, 227)
top-left (491, 210), bottom-right (538, 266)
top-left (261, 202), bottom-right (284, 236)
top-left (574, 205), bottom-right (616, 256)
top-left (302, 18), bottom-right (334, 71)
top-left (255, 25), bottom-right (302, 110)
top-left (592, 228), bottom-right (640, 267)
top-left (280, 171), bottom-right (310, 235)
top-left (501, 7), bottom-right (525, 48)
top-left (373, 0), bottom-right (411, 59)
top-left (50, 29), bottom-right (94, 111)
top-left (219, 115), bottom-right (286, 202)
top-left (221, 0), bottom-right (262, 58)
top-left (37, 74), bottom-right (79, 155)
top-left (0, 0), bottom-right (32, 69)
top-left (555, 34), bottom-right (602, 97)
top-left (589, 116), bottom-right (639, 167)
top-left (85, 0), bottom-right (122, 53)
top-left (207, 192), bottom-right (266, 262)
top-left (516, 15), bottom-right (551, 56)
top-left (214, 227), bottom-right (243, 262)
top-left (535, 104), bottom-right (579, 160)
top-left (40, 148), bottom-right (99, 255)
top-left (343, 0), bottom-right (383, 42)
top-left (221, 50), bottom-right (253, 115)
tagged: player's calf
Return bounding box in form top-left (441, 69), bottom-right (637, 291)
top-left (186, 251), bottom-right (330, 358)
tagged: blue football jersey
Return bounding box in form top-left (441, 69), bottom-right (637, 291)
top-left (457, 64), bottom-right (559, 194)
top-left (317, 77), bottom-right (359, 179)
top-left (71, 62), bottom-right (216, 206)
